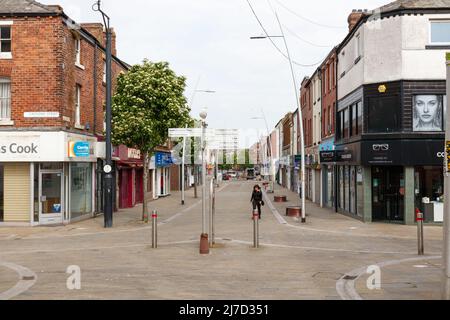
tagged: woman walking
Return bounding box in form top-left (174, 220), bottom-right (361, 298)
top-left (251, 185), bottom-right (263, 219)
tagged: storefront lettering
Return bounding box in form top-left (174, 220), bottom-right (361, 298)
top-left (0, 143), bottom-right (39, 154)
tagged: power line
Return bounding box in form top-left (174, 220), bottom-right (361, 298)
top-left (274, 0), bottom-right (347, 29)
top-left (245, 0), bottom-right (325, 67)
top-left (283, 23), bottom-right (334, 48)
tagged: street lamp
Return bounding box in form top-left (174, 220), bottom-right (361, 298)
top-left (199, 109), bottom-right (209, 254)
top-left (250, 109), bottom-right (275, 193)
top-left (250, 11), bottom-right (307, 224)
top-left (93, 0), bottom-right (114, 228)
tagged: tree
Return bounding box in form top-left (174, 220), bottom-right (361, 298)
top-left (112, 60), bottom-right (192, 220)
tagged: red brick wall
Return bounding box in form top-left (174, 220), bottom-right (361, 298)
top-left (300, 79), bottom-right (313, 148)
top-left (0, 15), bottom-right (126, 136)
top-left (321, 49), bottom-right (337, 140)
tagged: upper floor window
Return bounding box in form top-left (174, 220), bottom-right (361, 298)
top-left (74, 38), bottom-right (84, 69)
top-left (430, 21), bottom-right (450, 44)
top-left (75, 85), bottom-right (81, 127)
top-left (0, 23), bottom-right (12, 59)
top-left (0, 78), bottom-right (11, 122)
top-left (368, 95), bottom-right (401, 133)
top-left (355, 34), bottom-right (361, 60)
top-left (103, 60), bottom-right (107, 83)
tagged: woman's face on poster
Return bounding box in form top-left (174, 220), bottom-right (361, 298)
top-left (415, 95), bottom-right (440, 125)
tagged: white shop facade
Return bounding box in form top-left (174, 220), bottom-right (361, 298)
top-left (0, 131), bottom-right (99, 226)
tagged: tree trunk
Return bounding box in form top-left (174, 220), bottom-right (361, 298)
top-left (142, 151), bottom-right (150, 221)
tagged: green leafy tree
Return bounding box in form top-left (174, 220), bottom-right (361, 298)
top-left (112, 60), bottom-right (192, 220)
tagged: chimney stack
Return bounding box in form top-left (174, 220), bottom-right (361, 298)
top-left (348, 9), bottom-right (367, 32)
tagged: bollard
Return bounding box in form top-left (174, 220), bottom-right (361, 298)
top-left (253, 209), bottom-right (259, 248)
top-left (209, 179), bottom-right (214, 248)
top-left (152, 210), bottom-right (158, 249)
top-left (416, 208), bottom-right (424, 256)
top-left (212, 181), bottom-right (216, 245)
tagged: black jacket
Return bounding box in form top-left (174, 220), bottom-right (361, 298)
top-left (251, 191), bottom-right (263, 203)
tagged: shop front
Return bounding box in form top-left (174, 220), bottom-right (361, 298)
top-left (335, 139), bottom-right (445, 224)
top-left (0, 132), bottom-right (97, 226)
top-left (115, 146), bottom-right (143, 209)
top-left (320, 138), bottom-right (336, 209)
top-left (150, 151), bottom-right (173, 199)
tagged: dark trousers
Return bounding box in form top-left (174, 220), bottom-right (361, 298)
top-left (252, 201), bottom-right (262, 218)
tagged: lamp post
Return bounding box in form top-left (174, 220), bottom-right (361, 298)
top-left (189, 89), bottom-right (216, 201)
top-left (251, 109), bottom-right (275, 192)
top-left (250, 14), bottom-right (306, 223)
top-left (199, 109), bottom-right (209, 254)
top-left (93, 0), bottom-right (113, 228)
top-left (443, 52), bottom-right (450, 300)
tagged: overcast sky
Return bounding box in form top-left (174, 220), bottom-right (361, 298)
top-left (40, 0), bottom-right (388, 147)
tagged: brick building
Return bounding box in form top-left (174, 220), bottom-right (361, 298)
top-left (0, 0), bottom-right (128, 226)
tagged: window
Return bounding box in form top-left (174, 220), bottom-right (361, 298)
top-left (328, 106), bottom-right (332, 134)
top-left (0, 25), bottom-right (11, 57)
top-left (75, 38), bottom-right (83, 67)
top-left (368, 95), bottom-right (401, 133)
top-left (357, 101), bottom-right (363, 134)
top-left (0, 78), bottom-right (11, 121)
top-left (0, 164), bottom-right (3, 222)
top-left (103, 60), bottom-right (106, 83)
top-left (70, 163), bottom-right (93, 219)
top-left (351, 103), bottom-right (357, 136)
top-left (355, 34), bottom-right (361, 59)
top-left (75, 85), bottom-right (81, 126)
top-left (343, 108), bottom-right (349, 138)
top-left (430, 21), bottom-right (450, 44)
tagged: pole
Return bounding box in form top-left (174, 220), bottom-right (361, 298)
top-left (253, 209), bottom-right (259, 248)
top-left (273, 11), bottom-right (306, 223)
top-left (209, 178), bottom-right (214, 248)
top-left (200, 120), bottom-right (209, 254)
top-left (181, 125), bottom-right (187, 205)
top-left (152, 210), bottom-right (158, 249)
top-left (416, 209), bottom-right (424, 256)
top-left (212, 180), bottom-right (216, 245)
top-left (104, 16), bottom-right (113, 228)
top-left (443, 52), bottom-right (450, 299)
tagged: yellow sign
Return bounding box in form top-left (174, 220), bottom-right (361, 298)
top-left (378, 85), bottom-right (387, 93)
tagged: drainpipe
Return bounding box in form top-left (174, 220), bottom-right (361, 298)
top-left (93, 43), bottom-right (98, 135)
top-left (335, 50), bottom-right (339, 213)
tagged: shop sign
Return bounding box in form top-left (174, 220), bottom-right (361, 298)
top-left (320, 151), bottom-right (336, 163)
top-left (24, 112), bottom-right (60, 118)
top-left (69, 141), bottom-right (91, 158)
top-left (156, 152), bottom-right (173, 167)
top-left (447, 141), bottom-right (450, 173)
top-left (127, 148), bottom-right (141, 160)
top-left (0, 136), bottom-right (40, 160)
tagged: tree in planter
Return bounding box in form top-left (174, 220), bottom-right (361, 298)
top-left (112, 60), bottom-right (192, 220)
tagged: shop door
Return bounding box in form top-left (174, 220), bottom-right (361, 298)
top-left (39, 171), bottom-right (63, 225)
top-left (372, 166), bottom-right (404, 222)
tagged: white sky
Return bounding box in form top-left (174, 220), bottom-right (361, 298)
top-left (40, 0), bottom-right (388, 147)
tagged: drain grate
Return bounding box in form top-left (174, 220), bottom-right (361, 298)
top-left (343, 275), bottom-right (358, 281)
top-left (22, 276), bottom-right (36, 281)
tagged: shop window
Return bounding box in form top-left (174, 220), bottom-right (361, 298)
top-left (430, 21), bottom-right (450, 44)
top-left (0, 78), bottom-right (11, 121)
top-left (415, 166), bottom-right (444, 212)
top-left (356, 167), bottom-right (364, 218)
top-left (339, 166), bottom-right (344, 210)
top-left (344, 166), bottom-right (350, 212)
top-left (0, 164), bottom-right (3, 222)
top-left (70, 163), bottom-right (92, 219)
top-left (351, 104), bottom-right (357, 136)
top-left (368, 95), bottom-right (401, 133)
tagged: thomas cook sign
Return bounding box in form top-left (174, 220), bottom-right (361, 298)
top-left (0, 136), bottom-right (40, 160)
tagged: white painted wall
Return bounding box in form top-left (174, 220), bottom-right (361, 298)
top-left (338, 13), bottom-right (450, 99)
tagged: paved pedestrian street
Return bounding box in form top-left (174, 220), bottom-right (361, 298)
top-left (0, 181), bottom-right (444, 300)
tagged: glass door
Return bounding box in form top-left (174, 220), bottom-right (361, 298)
top-left (39, 171), bottom-right (63, 225)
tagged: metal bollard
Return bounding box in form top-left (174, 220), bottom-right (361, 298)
top-left (152, 210), bottom-right (158, 249)
top-left (416, 208), bottom-right (424, 256)
top-left (253, 209), bottom-right (259, 248)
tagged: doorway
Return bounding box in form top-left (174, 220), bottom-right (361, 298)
top-left (39, 170), bottom-right (64, 225)
top-left (372, 166), bottom-right (405, 222)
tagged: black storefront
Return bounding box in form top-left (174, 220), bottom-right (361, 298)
top-left (333, 80), bottom-right (446, 224)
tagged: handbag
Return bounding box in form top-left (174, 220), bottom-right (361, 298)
top-left (261, 200), bottom-right (265, 207)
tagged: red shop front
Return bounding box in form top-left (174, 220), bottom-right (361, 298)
top-left (115, 146), bottom-right (144, 209)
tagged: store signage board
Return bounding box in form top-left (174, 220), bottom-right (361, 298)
top-left (24, 112), bottom-right (60, 118)
top-left (169, 128), bottom-right (239, 139)
top-left (446, 141), bottom-right (450, 173)
top-left (69, 141), bottom-right (91, 158)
